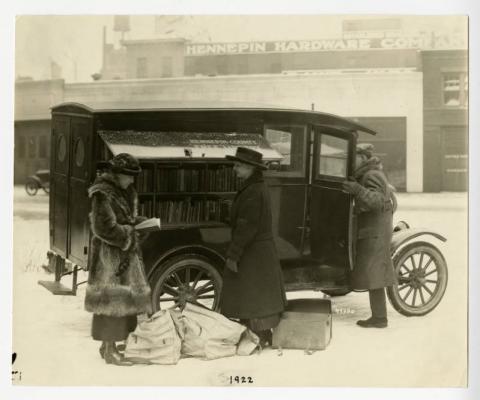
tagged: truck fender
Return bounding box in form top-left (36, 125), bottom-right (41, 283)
top-left (390, 228), bottom-right (446, 255)
top-left (146, 244), bottom-right (225, 281)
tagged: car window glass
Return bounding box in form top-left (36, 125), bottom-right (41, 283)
top-left (318, 134), bottom-right (348, 178)
top-left (264, 125), bottom-right (306, 177)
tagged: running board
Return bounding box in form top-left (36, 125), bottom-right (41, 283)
top-left (38, 280), bottom-right (76, 296)
top-left (38, 252), bottom-right (84, 296)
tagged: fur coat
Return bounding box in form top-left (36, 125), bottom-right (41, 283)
top-left (84, 172), bottom-right (152, 317)
top-left (350, 158), bottom-right (397, 290)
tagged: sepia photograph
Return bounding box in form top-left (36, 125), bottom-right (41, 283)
top-left (5, 6), bottom-right (476, 397)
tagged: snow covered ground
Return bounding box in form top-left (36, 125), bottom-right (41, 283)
top-left (11, 187), bottom-right (468, 387)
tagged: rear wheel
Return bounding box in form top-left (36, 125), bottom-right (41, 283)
top-left (150, 254), bottom-right (223, 312)
top-left (25, 179), bottom-right (39, 196)
top-left (387, 242), bottom-right (448, 316)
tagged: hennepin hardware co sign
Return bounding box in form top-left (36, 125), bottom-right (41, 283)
top-left (185, 34), bottom-right (466, 56)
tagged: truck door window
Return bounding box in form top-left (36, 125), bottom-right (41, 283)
top-left (264, 125), bottom-right (306, 177)
top-left (317, 135), bottom-right (348, 179)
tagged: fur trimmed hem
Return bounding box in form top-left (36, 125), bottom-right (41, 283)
top-left (84, 284), bottom-right (152, 317)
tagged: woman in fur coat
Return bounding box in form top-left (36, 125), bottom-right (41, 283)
top-left (221, 147), bottom-right (287, 347)
top-left (85, 153), bottom-right (152, 366)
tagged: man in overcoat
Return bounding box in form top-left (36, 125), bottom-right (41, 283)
top-left (220, 147), bottom-right (287, 346)
top-left (342, 143), bottom-right (397, 328)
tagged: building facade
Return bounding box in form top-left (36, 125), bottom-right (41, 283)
top-left (14, 34), bottom-right (468, 192)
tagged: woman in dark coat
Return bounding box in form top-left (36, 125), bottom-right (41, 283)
top-left (85, 153), bottom-right (152, 365)
top-left (220, 147), bottom-right (287, 346)
top-left (342, 143), bottom-right (397, 328)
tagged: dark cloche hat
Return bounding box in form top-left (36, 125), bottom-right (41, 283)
top-left (356, 143), bottom-right (374, 159)
top-left (106, 153), bottom-right (142, 176)
top-left (226, 147), bottom-right (268, 170)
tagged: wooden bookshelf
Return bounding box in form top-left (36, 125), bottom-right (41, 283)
top-left (136, 161), bottom-right (239, 224)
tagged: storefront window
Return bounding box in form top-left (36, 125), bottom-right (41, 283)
top-left (443, 72), bottom-right (468, 107)
top-left (265, 125), bottom-right (306, 177)
top-left (16, 136), bottom-right (26, 159)
top-left (39, 136), bottom-right (47, 159)
top-left (28, 137), bottom-right (36, 159)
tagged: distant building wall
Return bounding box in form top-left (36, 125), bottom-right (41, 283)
top-left (65, 71), bottom-right (422, 191)
top-left (14, 79), bottom-right (64, 183)
top-left (123, 39), bottom-right (185, 79)
top-left (422, 50), bottom-right (468, 192)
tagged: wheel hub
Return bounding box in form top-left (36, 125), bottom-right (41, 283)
top-left (177, 285), bottom-right (197, 305)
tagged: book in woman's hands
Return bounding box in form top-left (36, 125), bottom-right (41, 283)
top-left (135, 218), bottom-right (161, 232)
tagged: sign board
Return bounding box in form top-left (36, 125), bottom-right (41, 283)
top-left (185, 34), bottom-right (466, 56)
top-left (99, 131), bottom-right (283, 160)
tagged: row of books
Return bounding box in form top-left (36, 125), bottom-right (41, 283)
top-left (135, 169), bottom-right (154, 192)
top-left (138, 200), bottom-right (154, 218)
top-left (139, 198), bottom-right (232, 223)
top-left (154, 167), bottom-right (242, 193)
top-left (156, 199), bottom-right (231, 224)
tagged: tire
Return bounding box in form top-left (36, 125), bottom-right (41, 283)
top-left (150, 254), bottom-right (223, 312)
top-left (25, 179), bottom-right (39, 196)
top-left (387, 241), bottom-right (448, 316)
top-left (43, 185), bottom-right (50, 194)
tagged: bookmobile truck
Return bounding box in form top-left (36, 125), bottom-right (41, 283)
top-left (39, 101), bottom-right (448, 317)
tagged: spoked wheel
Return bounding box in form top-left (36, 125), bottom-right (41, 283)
top-left (25, 179), bottom-right (39, 196)
top-left (150, 254), bottom-right (223, 312)
top-left (387, 241), bottom-right (448, 316)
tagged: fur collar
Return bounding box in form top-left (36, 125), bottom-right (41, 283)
top-left (354, 156), bottom-right (383, 180)
top-left (88, 172), bottom-right (137, 219)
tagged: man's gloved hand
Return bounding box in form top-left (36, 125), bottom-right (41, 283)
top-left (225, 258), bottom-right (238, 273)
top-left (342, 180), bottom-right (362, 195)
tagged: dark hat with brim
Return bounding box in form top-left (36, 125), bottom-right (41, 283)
top-left (226, 147), bottom-right (268, 170)
top-left (98, 153), bottom-right (142, 176)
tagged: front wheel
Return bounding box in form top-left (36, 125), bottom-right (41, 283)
top-left (25, 179), bottom-right (39, 196)
top-left (387, 241), bottom-right (448, 316)
top-left (150, 254), bottom-right (223, 312)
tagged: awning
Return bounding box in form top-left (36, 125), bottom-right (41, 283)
top-left (99, 130), bottom-right (284, 161)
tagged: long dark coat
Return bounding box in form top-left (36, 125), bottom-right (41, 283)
top-left (84, 173), bottom-right (152, 317)
top-left (350, 158), bottom-right (397, 290)
top-left (220, 171), bottom-right (287, 319)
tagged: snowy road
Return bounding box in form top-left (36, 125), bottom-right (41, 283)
top-left (12, 188), bottom-right (468, 387)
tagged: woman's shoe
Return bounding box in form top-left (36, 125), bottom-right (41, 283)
top-left (104, 350), bottom-right (133, 366)
top-left (99, 343), bottom-right (106, 359)
top-left (99, 342), bottom-right (125, 359)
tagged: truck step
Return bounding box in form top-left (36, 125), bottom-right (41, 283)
top-left (38, 280), bottom-right (76, 296)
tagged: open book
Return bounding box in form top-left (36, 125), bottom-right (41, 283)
top-left (135, 218), bottom-right (161, 232)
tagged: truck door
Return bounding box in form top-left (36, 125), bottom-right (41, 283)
top-left (67, 116), bottom-right (93, 267)
top-left (264, 124), bottom-right (308, 260)
top-left (50, 114), bottom-right (92, 266)
top-left (306, 127), bottom-right (355, 270)
top-left (50, 115), bottom-right (70, 257)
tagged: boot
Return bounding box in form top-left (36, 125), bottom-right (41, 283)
top-left (103, 341), bottom-right (133, 366)
top-left (99, 342), bottom-right (124, 359)
top-left (256, 330), bottom-right (273, 348)
top-left (356, 317), bottom-right (388, 328)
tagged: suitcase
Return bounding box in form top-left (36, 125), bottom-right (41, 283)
top-left (272, 298), bottom-right (332, 351)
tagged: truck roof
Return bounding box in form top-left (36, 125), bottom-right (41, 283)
top-left (52, 100), bottom-right (376, 135)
